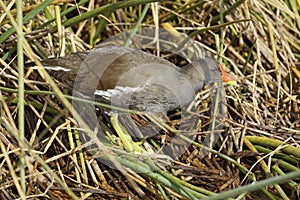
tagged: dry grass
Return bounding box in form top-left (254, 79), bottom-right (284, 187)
top-left (0, 0), bottom-right (299, 199)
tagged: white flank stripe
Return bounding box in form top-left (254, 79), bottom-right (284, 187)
top-left (94, 86), bottom-right (143, 99)
top-left (31, 66), bottom-right (71, 71)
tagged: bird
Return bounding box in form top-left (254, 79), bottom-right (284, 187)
top-left (39, 45), bottom-right (234, 113)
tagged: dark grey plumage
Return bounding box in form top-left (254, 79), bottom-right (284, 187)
top-left (41, 46), bottom-right (221, 112)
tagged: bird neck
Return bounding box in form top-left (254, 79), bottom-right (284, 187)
top-left (181, 58), bottom-right (221, 92)
top-left (181, 60), bottom-right (206, 92)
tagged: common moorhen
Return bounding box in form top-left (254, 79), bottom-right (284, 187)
top-left (40, 45), bottom-right (234, 112)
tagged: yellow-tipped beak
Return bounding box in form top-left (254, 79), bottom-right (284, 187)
top-left (219, 64), bottom-right (237, 85)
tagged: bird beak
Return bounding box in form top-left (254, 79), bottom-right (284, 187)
top-left (219, 64), bottom-right (236, 85)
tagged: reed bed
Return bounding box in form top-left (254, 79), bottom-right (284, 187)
top-left (0, 0), bottom-right (299, 199)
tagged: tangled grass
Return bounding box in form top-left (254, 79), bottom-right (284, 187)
top-left (0, 0), bottom-right (299, 199)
